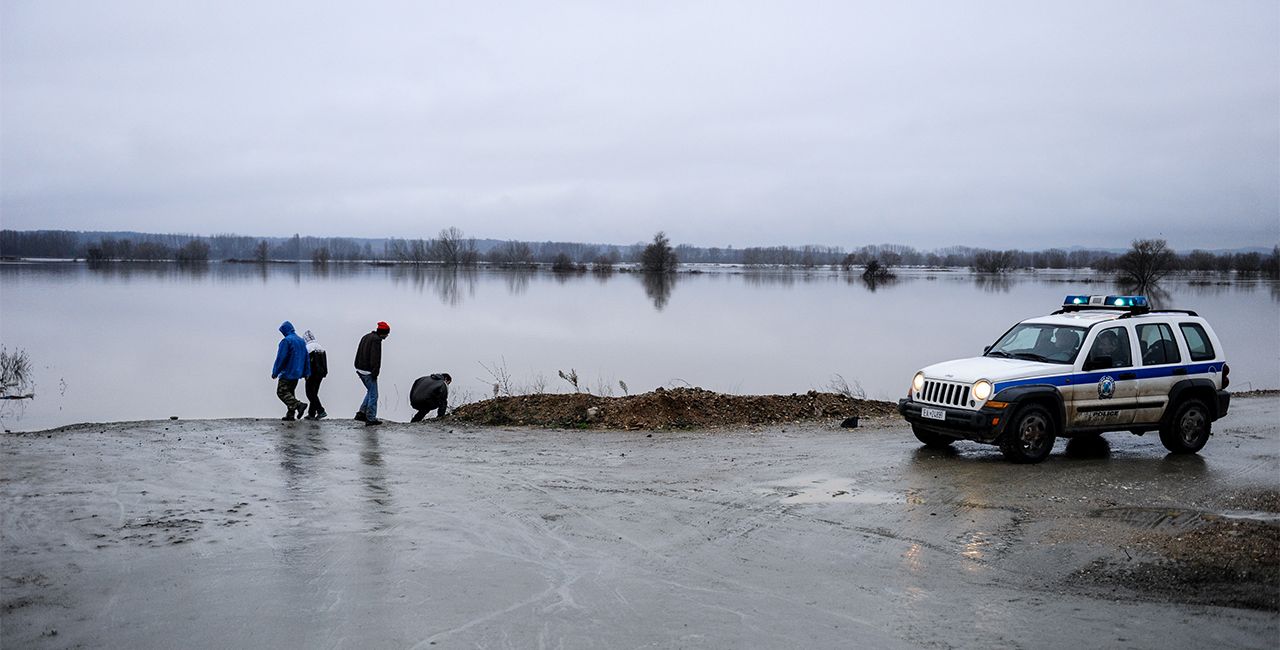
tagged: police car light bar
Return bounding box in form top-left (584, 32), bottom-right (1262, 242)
top-left (1060, 295), bottom-right (1149, 312)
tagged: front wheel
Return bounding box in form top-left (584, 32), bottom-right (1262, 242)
top-left (912, 424), bottom-right (954, 448)
top-left (1000, 404), bottom-right (1057, 464)
top-left (1159, 399), bottom-right (1211, 454)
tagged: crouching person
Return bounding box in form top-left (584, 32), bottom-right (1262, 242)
top-left (409, 373), bottom-right (452, 422)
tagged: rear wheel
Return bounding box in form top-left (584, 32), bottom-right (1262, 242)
top-left (1159, 399), bottom-right (1211, 454)
top-left (1000, 404), bottom-right (1056, 464)
top-left (912, 424), bottom-right (954, 448)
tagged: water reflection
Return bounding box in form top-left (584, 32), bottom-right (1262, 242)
top-left (973, 274), bottom-right (1012, 293)
top-left (860, 275), bottom-right (898, 293)
top-left (360, 431), bottom-right (394, 526)
top-left (1156, 452), bottom-right (1207, 475)
top-left (504, 270), bottom-right (532, 296)
top-left (277, 426), bottom-right (329, 490)
top-left (641, 273), bottom-right (675, 310)
top-left (741, 270), bottom-right (799, 287)
top-left (391, 267), bottom-right (479, 306)
top-left (1116, 280), bottom-right (1171, 308)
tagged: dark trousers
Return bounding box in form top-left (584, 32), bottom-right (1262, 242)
top-left (304, 376), bottom-right (324, 416)
top-left (276, 378), bottom-right (302, 410)
top-left (410, 401), bottom-right (445, 422)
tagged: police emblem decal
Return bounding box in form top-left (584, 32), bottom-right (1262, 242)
top-left (1098, 375), bottom-right (1116, 399)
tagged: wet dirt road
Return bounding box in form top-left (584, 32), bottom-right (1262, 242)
top-left (3, 397), bottom-right (1277, 648)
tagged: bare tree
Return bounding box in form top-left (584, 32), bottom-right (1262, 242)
top-left (459, 238), bottom-right (480, 266)
top-left (640, 231), bottom-right (678, 273)
top-left (488, 240), bottom-right (534, 266)
top-left (1116, 239), bottom-right (1175, 287)
top-left (253, 240), bottom-right (270, 263)
top-left (972, 249), bottom-right (1016, 273)
top-left (432, 227), bottom-right (464, 265)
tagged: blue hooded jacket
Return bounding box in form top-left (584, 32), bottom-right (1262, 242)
top-left (272, 321), bottom-right (311, 380)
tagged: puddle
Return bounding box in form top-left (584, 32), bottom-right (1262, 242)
top-left (1092, 506), bottom-right (1280, 529)
top-left (1213, 510), bottom-right (1280, 524)
top-left (759, 475), bottom-right (905, 505)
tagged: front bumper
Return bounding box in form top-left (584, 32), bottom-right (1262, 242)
top-left (898, 399), bottom-right (1009, 443)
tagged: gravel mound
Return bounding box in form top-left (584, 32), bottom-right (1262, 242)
top-left (451, 387), bottom-right (898, 429)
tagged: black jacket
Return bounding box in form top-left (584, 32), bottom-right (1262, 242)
top-left (308, 349), bottom-right (328, 379)
top-left (354, 331), bottom-right (383, 377)
top-left (410, 374), bottom-right (449, 414)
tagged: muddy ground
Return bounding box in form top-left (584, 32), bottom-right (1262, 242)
top-left (2, 396), bottom-right (1277, 648)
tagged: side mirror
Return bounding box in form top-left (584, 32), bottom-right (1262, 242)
top-left (983, 345), bottom-right (992, 354)
top-left (1083, 356), bottom-right (1112, 372)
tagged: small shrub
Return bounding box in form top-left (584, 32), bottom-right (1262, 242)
top-left (0, 347), bottom-right (33, 397)
top-left (557, 368), bottom-right (581, 393)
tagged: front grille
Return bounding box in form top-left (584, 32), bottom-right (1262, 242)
top-left (921, 380), bottom-right (972, 408)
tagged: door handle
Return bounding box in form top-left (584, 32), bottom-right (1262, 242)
top-left (1118, 372), bottom-right (1136, 380)
top-left (1172, 368), bottom-right (1188, 376)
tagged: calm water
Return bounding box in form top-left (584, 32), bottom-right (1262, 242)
top-left (2, 262), bottom-right (1276, 431)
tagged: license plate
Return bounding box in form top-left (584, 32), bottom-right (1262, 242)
top-left (921, 407), bottom-right (946, 421)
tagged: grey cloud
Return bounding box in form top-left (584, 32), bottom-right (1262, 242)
top-left (2, 0), bottom-right (1276, 249)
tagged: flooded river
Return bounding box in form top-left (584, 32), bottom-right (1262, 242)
top-left (2, 262), bottom-right (1276, 431)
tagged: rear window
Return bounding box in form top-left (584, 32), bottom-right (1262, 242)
top-left (1179, 323), bottom-right (1216, 361)
top-left (1137, 323), bottom-right (1182, 366)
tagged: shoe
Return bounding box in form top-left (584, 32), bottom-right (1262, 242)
top-left (365, 419), bottom-right (383, 426)
top-left (281, 413), bottom-right (295, 421)
top-left (354, 411), bottom-right (367, 422)
top-left (294, 402), bottom-right (308, 419)
top-left (316, 411), bottom-right (328, 420)
top-left (302, 414), bottom-right (316, 420)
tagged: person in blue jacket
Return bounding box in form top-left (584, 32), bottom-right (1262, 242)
top-left (271, 320), bottom-right (310, 421)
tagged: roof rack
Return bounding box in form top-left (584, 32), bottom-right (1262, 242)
top-left (1118, 309), bottom-right (1199, 319)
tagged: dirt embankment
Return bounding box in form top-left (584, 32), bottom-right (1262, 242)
top-left (451, 387), bottom-right (898, 429)
top-left (1071, 488), bottom-right (1280, 611)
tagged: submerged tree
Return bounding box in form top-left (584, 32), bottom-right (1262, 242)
top-left (639, 231), bottom-right (678, 274)
top-left (1116, 239), bottom-right (1176, 288)
top-left (971, 249), bottom-right (1017, 273)
top-left (861, 259), bottom-right (895, 281)
top-left (175, 240), bottom-right (210, 263)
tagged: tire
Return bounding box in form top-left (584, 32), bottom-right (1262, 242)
top-left (912, 424), bottom-right (954, 448)
top-left (1159, 398), bottom-right (1211, 454)
top-left (1000, 404), bottom-right (1057, 464)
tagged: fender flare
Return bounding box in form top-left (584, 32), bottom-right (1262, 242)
top-left (1164, 378), bottom-right (1220, 422)
top-left (991, 384), bottom-right (1066, 432)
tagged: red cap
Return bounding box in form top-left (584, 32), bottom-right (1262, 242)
top-left (376, 321), bottom-right (390, 332)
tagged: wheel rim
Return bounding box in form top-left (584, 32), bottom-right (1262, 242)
top-left (1019, 413), bottom-right (1051, 454)
top-left (1179, 407), bottom-right (1207, 445)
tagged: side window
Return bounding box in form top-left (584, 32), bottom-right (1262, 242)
top-left (1086, 326), bottom-right (1133, 369)
top-left (1137, 323), bottom-right (1182, 366)
top-left (1179, 323), bottom-right (1216, 361)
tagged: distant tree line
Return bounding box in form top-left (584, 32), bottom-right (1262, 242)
top-left (1, 229), bottom-right (1276, 277)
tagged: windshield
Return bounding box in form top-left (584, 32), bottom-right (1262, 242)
top-left (986, 323), bottom-right (1086, 364)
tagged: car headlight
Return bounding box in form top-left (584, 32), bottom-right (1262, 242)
top-left (972, 380), bottom-right (993, 401)
top-left (912, 372), bottom-right (926, 393)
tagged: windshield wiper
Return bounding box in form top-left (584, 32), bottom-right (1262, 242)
top-left (986, 350), bottom-right (1013, 358)
top-left (1011, 352), bottom-right (1054, 363)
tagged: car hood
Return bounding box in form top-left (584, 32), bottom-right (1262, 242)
top-left (919, 356), bottom-right (1067, 384)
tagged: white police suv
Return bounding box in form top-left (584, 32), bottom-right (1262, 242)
top-left (898, 295), bottom-right (1231, 463)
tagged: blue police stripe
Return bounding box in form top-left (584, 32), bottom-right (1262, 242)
top-left (992, 362), bottom-right (1223, 393)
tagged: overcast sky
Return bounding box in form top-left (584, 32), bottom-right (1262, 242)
top-left (2, 1), bottom-right (1276, 250)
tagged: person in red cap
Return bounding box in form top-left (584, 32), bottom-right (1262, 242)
top-left (353, 321), bottom-right (390, 425)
